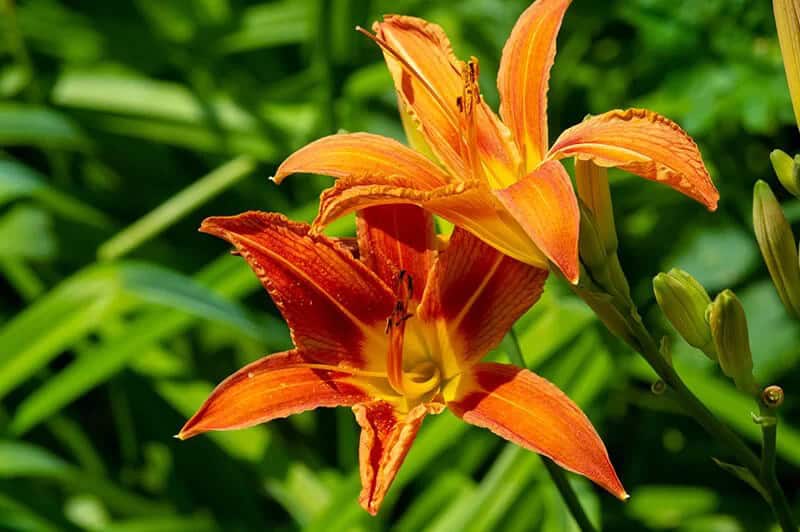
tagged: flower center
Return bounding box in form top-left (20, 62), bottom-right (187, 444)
top-left (399, 359), bottom-right (441, 400)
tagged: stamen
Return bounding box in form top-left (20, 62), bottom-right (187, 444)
top-left (385, 270), bottom-right (415, 395)
top-left (458, 57), bottom-right (483, 181)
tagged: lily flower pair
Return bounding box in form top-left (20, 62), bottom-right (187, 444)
top-left (180, 0), bottom-right (719, 516)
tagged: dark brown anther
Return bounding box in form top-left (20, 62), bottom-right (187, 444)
top-left (456, 96), bottom-right (463, 112)
top-left (762, 385), bottom-right (785, 408)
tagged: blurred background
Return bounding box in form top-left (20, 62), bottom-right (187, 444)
top-left (0, 0), bottom-right (798, 530)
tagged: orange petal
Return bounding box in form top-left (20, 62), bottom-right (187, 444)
top-left (547, 108), bottom-right (719, 210)
top-left (498, 0), bottom-right (571, 170)
top-left (447, 362), bottom-right (627, 500)
top-left (178, 350), bottom-right (372, 440)
top-left (371, 16), bottom-right (519, 182)
top-left (273, 132), bottom-right (450, 190)
top-left (200, 212), bottom-right (394, 369)
top-left (315, 176), bottom-right (548, 269)
top-left (356, 205), bottom-right (436, 302)
top-left (418, 228), bottom-right (548, 368)
top-left (354, 401), bottom-right (439, 515)
top-left (493, 160), bottom-right (579, 283)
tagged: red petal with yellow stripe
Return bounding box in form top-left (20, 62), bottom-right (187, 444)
top-left (355, 401), bottom-right (439, 515)
top-left (356, 205), bottom-right (436, 302)
top-left (178, 350), bottom-right (371, 440)
top-left (200, 212), bottom-right (394, 369)
top-left (447, 362), bottom-right (627, 500)
top-left (419, 228), bottom-right (548, 366)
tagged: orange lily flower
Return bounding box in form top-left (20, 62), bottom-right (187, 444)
top-left (273, 0), bottom-right (719, 283)
top-left (178, 205), bottom-right (626, 514)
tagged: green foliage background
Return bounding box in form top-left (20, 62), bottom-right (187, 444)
top-left (0, 0), bottom-right (798, 530)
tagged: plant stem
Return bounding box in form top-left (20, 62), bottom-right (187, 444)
top-left (759, 404), bottom-right (797, 531)
top-left (592, 280), bottom-right (797, 530)
top-left (541, 457), bottom-right (598, 532)
top-left (506, 328), bottom-right (597, 532)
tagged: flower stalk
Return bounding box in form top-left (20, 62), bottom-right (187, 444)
top-left (571, 187), bottom-right (797, 531)
top-left (506, 328), bottom-right (599, 532)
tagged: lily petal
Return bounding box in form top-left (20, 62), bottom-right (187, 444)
top-left (354, 401), bottom-right (439, 515)
top-left (372, 16), bottom-right (519, 182)
top-left (178, 350), bottom-right (371, 440)
top-left (315, 176), bottom-right (548, 269)
top-left (418, 228), bottom-right (548, 369)
top-left (200, 212), bottom-right (394, 369)
top-left (493, 160), bottom-right (580, 283)
top-left (447, 362), bottom-right (627, 500)
top-left (357, 205), bottom-right (436, 302)
top-left (273, 132), bottom-right (451, 189)
top-left (547, 108), bottom-right (719, 210)
top-left (498, 0), bottom-right (571, 170)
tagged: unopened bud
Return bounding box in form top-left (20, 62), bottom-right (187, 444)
top-left (653, 269), bottom-right (716, 360)
top-left (578, 202), bottom-right (607, 272)
top-left (753, 180), bottom-right (800, 318)
top-left (709, 290), bottom-right (758, 395)
top-left (769, 149), bottom-right (800, 197)
top-left (762, 385), bottom-right (785, 408)
top-left (773, 0), bottom-right (800, 130)
top-left (575, 159), bottom-right (618, 254)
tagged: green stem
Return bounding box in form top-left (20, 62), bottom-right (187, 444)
top-left (541, 457), bottom-right (598, 532)
top-left (759, 404), bottom-right (797, 531)
top-left (582, 263), bottom-right (796, 530)
top-left (507, 329), bottom-right (597, 532)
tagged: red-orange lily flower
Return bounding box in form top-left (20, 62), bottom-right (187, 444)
top-left (273, 0), bottom-right (719, 283)
top-left (178, 205), bottom-right (626, 514)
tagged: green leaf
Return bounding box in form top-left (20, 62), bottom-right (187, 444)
top-left (711, 458), bottom-right (771, 502)
top-left (665, 225), bottom-right (759, 292)
top-left (627, 485), bottom-right (719, 529)
top-left (0, 159), bottom-right (110, 227)
top-left (0, 441), bottom-right (166, 516)
top-left (0, 103), bottom-right (88, 149)
top-left (98, 156), bottom-right (256, 260)
top-left (0, 260), bottom-right (262, 402)
top-left (218, 0), bottom-right (313, 54)
top-left (0, 206), bottom-right (56, 260)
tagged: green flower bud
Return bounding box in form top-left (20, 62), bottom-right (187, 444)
top-left (578, 202), bottom-right (608, 273)
top-left (653, 269), bottom-right (716, 360)
top-left (709, 290), bottom-right (758, 395)
top-left (753, 180), bottom-right (800, 319)
top-left (773, 0), bottom-right (800, 131)
top-left (575, 159), bottom-right (618, 254)
top-left (769, 149), bottom-right (800, 198)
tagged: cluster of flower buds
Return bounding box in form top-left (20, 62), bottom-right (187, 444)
top-left (653, 270), bottom-right (761, 395)
top-left (653, 269), bottom-right (716, 360)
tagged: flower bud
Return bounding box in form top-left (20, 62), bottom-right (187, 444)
top-left (769, 149), bottom-right (800, 197)
top-left (773, 0), bottom-right (800, 130)
top-left (578, 202), bottom-right (608, 273)
top-left (575, 159), bottom-right (618, 254)
top-left (709, 290), bottom-right (758, 395)
top-left (653, 269), bottom-right (716, 360)
top-left (753, 180), bottom-right (800, 318)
